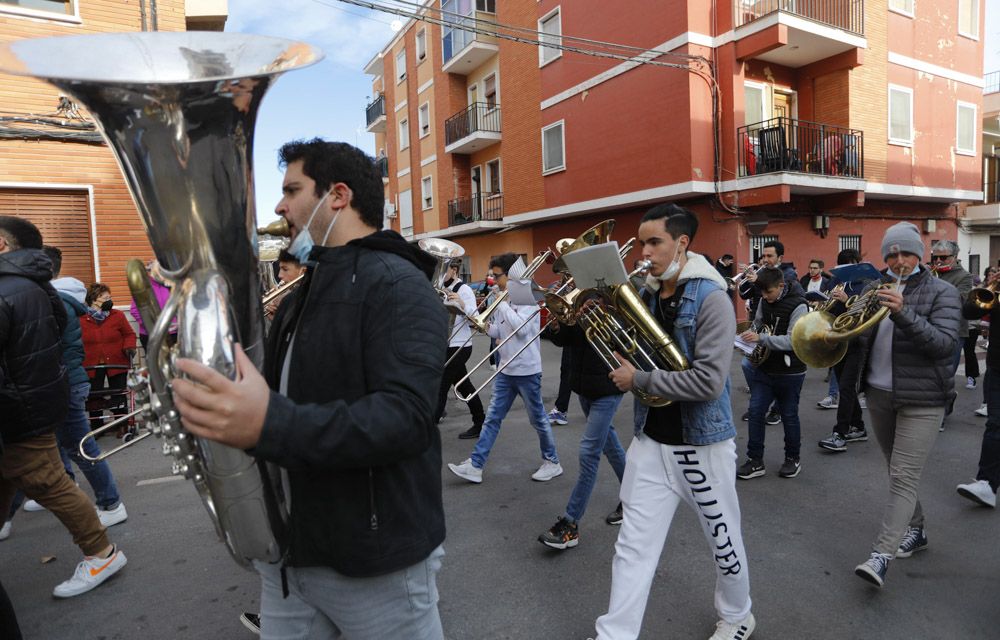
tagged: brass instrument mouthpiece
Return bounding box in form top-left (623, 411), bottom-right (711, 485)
top-left (258, 218), bottom-right (290, 237)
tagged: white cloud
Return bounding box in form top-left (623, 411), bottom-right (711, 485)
top-left (227, 0), bottom-right (397, 70)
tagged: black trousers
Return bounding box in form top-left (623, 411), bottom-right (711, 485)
top-left (89, 369), bottom-right (128, 422)
top-left (554, 346), bottom-right (572, 413)
top-left (964, 328), bottom-right (981, 379)
top-left (436, 346), bottom-right (485, 427)
top-left (0, 580), bottom-right (22, 640)
top-left (833, 340), bottom-right (864, 436)
top-left (979, 367), bottom-right (1000, 491)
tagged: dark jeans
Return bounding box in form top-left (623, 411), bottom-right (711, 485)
top-left (554, 347), bottom-right (572, 413)
top-left (89, 369), bottom-right (128, 423)
top-left (979, 367), bottom-right (1000, 491)
top-left (747, 368), bottom-right (805, 460)
top-left (833, 341), bottom-right (865, 436)
top-left (436, 346), bottom-right (485, 428)
top-left (964, 328), bottom-right (981, 379)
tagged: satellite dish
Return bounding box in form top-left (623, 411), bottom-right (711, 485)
top-left (390, 19), bottom-right (403, 32)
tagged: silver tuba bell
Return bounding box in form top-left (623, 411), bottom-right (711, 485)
top-left (0, 32), bottom-right (322, 568)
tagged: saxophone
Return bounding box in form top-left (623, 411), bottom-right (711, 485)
top-left (0, 32), bottom-right (322, 568)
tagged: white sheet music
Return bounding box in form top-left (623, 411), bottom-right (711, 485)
top-left (560, 242), bottom-right (628, 290)
top-left (734, 336), bottom-right (756, 355)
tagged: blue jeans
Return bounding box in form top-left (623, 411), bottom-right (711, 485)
top-left (471, 373), bottom-right (558, 469)
top-left (827, 369), bottom-right (839, 398)
top-left (747, 368), bottom-right (805, 460)
top-left (56, 382), bottom-right (121, 510)
top-left (565, 394), bottom-right (626, 523)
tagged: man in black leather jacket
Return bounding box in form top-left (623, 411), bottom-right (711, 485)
top-left (172, 140), bottom-right (448, 639)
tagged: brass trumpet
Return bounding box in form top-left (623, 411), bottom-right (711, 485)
top-left (729, 263), bottom-right (762, 288)
top-left (971, 281), bottom-right (1000, 310)
top-left (263, 273), bottom-right (305, 306)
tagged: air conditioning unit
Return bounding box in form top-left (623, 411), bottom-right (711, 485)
top-left (385, 202), bottom-right (397, 219)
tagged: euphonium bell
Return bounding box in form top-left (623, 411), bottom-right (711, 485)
top-left (971, 282), bottom-right (1000, 310)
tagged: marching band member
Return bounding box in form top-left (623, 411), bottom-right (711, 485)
top-left (853, 223), bottom-right (960, 587)
top-left (595, 204), bottom-right (755, 640)
top-left (263, 248), bottom-right (306, 319)
top-left (170, 139), bottom-right (448, 639)
top-left (436, 258), bottom-right (487, 440)
top-left (448, 252), bottom-right (563, 484)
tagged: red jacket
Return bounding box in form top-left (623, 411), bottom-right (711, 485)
top-left (80, 309), bottom-right (137, 377)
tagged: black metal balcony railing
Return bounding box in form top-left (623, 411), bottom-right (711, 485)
top-left (738, 117), bottom-right (864, 178)
top-left (376, 156), bottom-right (388, 178)
top-left (444, 102), bottom-right (500, 146)
top-left (365, 94), bottom-right (385, 127)
top-left (735, 0), bottom-right (864, 36)
top-left (985, 71), bottom-right (1000, 95)
top-left (448, 193), bottom-right (503, 226)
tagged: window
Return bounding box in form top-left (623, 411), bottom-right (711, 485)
top-left (399, 189), bottom-right (413, 236)
top-left (418, 103), bottom-right (430, 137)
top-left (958, 0), bottom-right (979, 38)
top-left (888, 0), bottom-right (914, 16)
top-left (750, 235), bottom-right (779, 263)
top-left (475, 0), bottom-right (495, 12)
top-left (0, 0), bottom-right (74, 16)
top-left (744, 82), bottom-right (768, 126)
top-left (486, 159), bottom-right (501, 194)
top-left (396, 49), bottom-right (407, 83)
top-left (416, 29), bottom-right (427, 61)
top-left (539, 8), bottom-right (562, 66)
top-left (888, 85), bottom-right (913, 145)
top-left (838, 235), bottom-right (862, 254)
top-left (421, 176), bottom-right (433, 209)
top-left (542, 121), bottom-right (566, 174)
top-left (957, 101), bottom-right (977, 155)
top-left (399, 118), bottom-right (410, 150)
top-left (484, 74), bottom-right (497, 110)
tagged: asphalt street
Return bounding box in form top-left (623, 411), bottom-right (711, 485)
top-left (3, 335), bottom-right (998, 639)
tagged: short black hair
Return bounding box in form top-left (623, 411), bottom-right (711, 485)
top-left (489, 252), bottom-right (518, 274)
top-left (763, 240), bottom-right (784, 257)
top-left (755, 266), bottom-right (784, 291)
top-left (0, 216), bottom-right (43, 250)
top-left (42, 245), bottom-right (63, 277)
top-left (721, 254), bottom-right (734, 261)
top-left (278, 138), bottom-right (384, 230)
top-left (837, 248), bottom-right (861, 265)
top-left (640, 203), bottom-right (699, 245)
top-left (277, 249), bottom-right (299, 265)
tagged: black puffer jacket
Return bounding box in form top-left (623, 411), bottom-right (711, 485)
top-left (255, 230), bottom-right (447, 578)
top-left (0, 249), bottom-right (69, 442)
top-left (858, 267), bottom-right (961, 408)
top-left (547, 322), bottom-right (621, 399)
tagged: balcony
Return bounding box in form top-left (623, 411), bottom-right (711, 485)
top-left (448, 193), bottom-right (503, 227)
top-left (365, 94), bottom-right (386, 133)
top-left (376, 156), bottom-right (389, 181)
top-left (442, 15), bottom-right (499, 75)
top-left (739, 117), bottom-right (863, 179)
top-left (445, 103), bottom-right (501, 154)
top-left (733, 0), bottom-right (865, 68)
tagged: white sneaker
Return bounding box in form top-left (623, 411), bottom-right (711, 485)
top-left (957, 479), bottom-right (996, 508)
top-left (709, 612), bottom-right (756, 640)
top-left (52, 546), bottom-right (127, 598)
top-left (447, 459), bottom-right (483, 484)
top-left (966, 377), bottom-right (977, 390)
top-left (975, 403), bottom-right (988, 417)
top-left (23, 499), bottom-right (45, 512)
top-left (97, 503), bottom-right (128, 528)
top-left (816, 395), bottom-right (839, 409)
top-left (858, 394), bottom-right (867, 409)
top-left (0, 520), bottom-right (10, 541)
top-left (531, 460), bottom-right (563, 482)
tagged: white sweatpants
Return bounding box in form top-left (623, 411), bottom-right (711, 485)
top-left (595, 435), bottom-right (752, 639)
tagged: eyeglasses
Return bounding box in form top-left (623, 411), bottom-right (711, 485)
top-left (931, 255), bottom-right (952, 261)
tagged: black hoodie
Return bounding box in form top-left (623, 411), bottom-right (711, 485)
top-left (256, 229), bottom-right (448, 577)
top-left (0, 249), bottom-right (69, 442)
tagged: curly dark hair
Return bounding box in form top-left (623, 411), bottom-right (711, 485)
top-left (278, 138), bottom-right (384, 230)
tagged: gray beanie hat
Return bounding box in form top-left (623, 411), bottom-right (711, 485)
top-left (880, 222), bottom-right (924, 260)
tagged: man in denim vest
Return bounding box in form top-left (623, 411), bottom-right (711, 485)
top-left (594, 205), bottom-right (755, 640)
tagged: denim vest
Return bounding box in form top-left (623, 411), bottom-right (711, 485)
top-left (633, 277), bottom-right (737, 445)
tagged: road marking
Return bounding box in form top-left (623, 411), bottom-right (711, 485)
top-left (137, 475), bottom-right (184, 486)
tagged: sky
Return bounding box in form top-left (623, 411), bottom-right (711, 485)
top-left (230, 0), bottom-right (1000, 225)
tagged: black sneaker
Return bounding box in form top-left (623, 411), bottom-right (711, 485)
top-left (240, 612), bottom-right (261, 635)
top-left (605, 502), bottom-right (623, 526)
top-left (844, 425), bottom-right (868, 442)
top-left (737, 458), bottom-right (765, 480)
top-left (778, 457), bottom-right (801, 478)
top-left (766, 409), bottom-right (781, 425)
top-left (741, 410), bottom-right (749, 422)
top-left (895, 526), bottom-right (928, 558)
top-left (855, 552), bottom-right (891, 587)
top-left (538, 516), bottom-right (579, 550)
top-left (458, 426), bottom-right (481, 440)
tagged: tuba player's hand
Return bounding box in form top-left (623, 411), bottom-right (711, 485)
top-left (172, 343), bottom-right (270, 449)
top-left (609, 353), bottom-right (637, 392)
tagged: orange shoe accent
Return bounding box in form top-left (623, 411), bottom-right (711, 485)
top-left (89, 551), bottom-right (117, 577)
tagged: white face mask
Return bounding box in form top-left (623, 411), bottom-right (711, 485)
top-left (287, 189), bottom-right (331, 263)
top-left (644, 244), bottom-right (684, 291)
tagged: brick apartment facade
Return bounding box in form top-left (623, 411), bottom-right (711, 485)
top-left (368, 0), bottom-right (984, 300)
top-left (0, 0), bottom-right (227, 299)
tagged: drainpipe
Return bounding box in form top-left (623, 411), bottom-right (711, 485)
top-left (150, 0), bottom-right (158, 31)
top-left (139, 0), bottom-right (146, 31)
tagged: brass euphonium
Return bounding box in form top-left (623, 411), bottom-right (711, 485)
top-left (0, 32), bottom-right (322, 568)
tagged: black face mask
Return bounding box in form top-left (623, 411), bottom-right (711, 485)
top-left (100, 300), bottom-right (114, 312)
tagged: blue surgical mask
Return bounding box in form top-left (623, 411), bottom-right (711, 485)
top-left (287, 190), bottom-right (331, 264)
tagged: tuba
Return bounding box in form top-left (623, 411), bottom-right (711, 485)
top-left (0, 32), bottom-right (322, 568)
